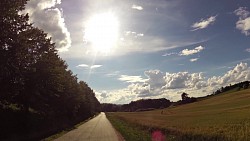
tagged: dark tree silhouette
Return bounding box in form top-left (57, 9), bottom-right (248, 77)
top-left (180, 92), bottom-right (197, 104)
top-left (181, 92), bottom-right (189, 101)
top-left (101, 98), bottom-right (171, 112)
top-left (0, 1), bottom-right (100, 140)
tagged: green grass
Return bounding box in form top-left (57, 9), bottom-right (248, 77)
top-left (107, 88), bottom-right (250, 141)
top-left (106, 114), bottom-right (151, 141)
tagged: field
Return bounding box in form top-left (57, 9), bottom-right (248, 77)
top-left (107, 88), bottom-right (250, 141)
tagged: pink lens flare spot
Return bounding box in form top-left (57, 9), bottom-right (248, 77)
top-left (152, 130), bottom-right (166, 141)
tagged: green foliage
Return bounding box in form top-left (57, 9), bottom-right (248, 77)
top-left (106, 114), bottom-right (151, 141)
top-left (0, 0), bottom-right (100, 140)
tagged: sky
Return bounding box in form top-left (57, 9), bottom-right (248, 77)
top-left (23, 0), bottom-right (250, 104)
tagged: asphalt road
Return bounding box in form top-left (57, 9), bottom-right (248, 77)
top-left (54, 112), bottom-right (120, 141)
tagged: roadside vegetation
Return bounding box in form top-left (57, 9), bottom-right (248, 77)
top-left (0, 1), bottom-right (100, 140)
top-left (107, 114), bottom-right (151, 141)
top-left (107, 88), bottom-right (250, 141)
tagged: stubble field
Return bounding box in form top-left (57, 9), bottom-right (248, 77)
top-left (107, 88), bottom-right (250, 141)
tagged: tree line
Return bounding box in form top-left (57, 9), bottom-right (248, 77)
top-left (101, 98), bottom-right (171, 112)
top-left (213, 81), bottom-right (249, 95)
top-left (0, 0), bottom-right (100, 140)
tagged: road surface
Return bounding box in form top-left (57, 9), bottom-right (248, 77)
top-left (54, 112), bottom-right (120, 141)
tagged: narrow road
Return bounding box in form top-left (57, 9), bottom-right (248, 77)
top-left (54, 112), bottom-right (120, 141)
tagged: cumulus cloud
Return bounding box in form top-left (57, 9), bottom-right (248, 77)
top-left (191, 15), bottom-right (217, 31)
top-left (134, 63), bottom-right (249, 98)
top-left (76, 64), bottom-right (102, 69)
top-left (119, 75), bottom-right (146, 83)
top-left (95, 89), bottom-right (137, 104)
top-left (164, 72), bottom-right (205, 89)
top-left (207, 62), bottom-right (250, 87)
top-left (22, 0), bottom-right (71, 52)
top-left (128, 83), bottom-right (150, 97)
top-left (144, 70), bottom-right (165, 89)
top-left (190, 58), bottom-right (199, 62)
top-left (179, 45), bottom-right (204, 56)
top-left (234, 7), bottom-right (250, 19)
top-left (234, 7), bottom-right (250, 36)
top-left (97, 63), bottom-right (250, 103)
top-left (246, 48), bottom-right (250, 52)
top-left (132, 4), bottom-right (143, 10)
top-left (236, 17), bottom-right (250, 35)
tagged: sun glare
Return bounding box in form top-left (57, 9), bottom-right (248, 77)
top-left (84, 13), bottom-right (119, 53)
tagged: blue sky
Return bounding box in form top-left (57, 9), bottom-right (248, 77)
top-left (23, 0), bottom-right (250, 104)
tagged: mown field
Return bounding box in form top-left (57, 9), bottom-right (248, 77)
top-left (107, 88), bottom-right (250, 141)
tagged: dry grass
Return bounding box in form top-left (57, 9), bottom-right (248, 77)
top-left (108, 88), bottom-right (250, 140)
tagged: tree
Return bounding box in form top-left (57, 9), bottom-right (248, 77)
top-left (181, 92), bottom-right (189, 101)
top-left (0, 0), bottom-right (100, 118)
top-left (0, 0), bottom-right (30, 102)
top-left (243, 81), bottom-right (249, 89)
top-left (0, 1), bottom-right (101, 139)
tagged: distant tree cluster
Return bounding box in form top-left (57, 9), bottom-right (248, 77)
top-left (101, 98), bottom-right (171, 112)
top-left (0, 0), bottom-right (100, 140)
top-left (180, 92), bottom-right (197, 104)
top-left (214, 81), bottom-right (250, 95)
top-left (175, 81), bottom-right (250, 105)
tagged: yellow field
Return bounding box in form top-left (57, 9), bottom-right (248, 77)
top-left (108, 88), bottom-right (250, 140)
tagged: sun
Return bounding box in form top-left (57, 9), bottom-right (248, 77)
top-left (84, 13), bottom-right (119, 53)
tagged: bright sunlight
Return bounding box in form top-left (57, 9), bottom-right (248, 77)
top-left (84, 13), bottom-right (119, 53)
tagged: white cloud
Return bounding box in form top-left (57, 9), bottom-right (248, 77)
top-left (117, 36), bottom-right (206, 55)
top-left (190, 58), bottom-right (199, 62)
top-left (128, 83), bottom-right (150, 97)
top-left (97, 63), bottom-right (250, 104)
top-left (246, 48), bottom-right (250, 52)
top-left (191, 15), bottom-right (217, 31)
top-left (60, 34), bottom-right (207, 59)
top-left (119, 75), bottom-right (146, 83)
top-left (95, 89), bottom-right (137, 104)
top-left (77, 64), bottom-right (89, 68)
top-left (162, 52), bottom-right (177, 56)
top-left (132, 4), bottom-right (143, 10)
top-left (236, 18), bottom-right (250, 36)
top-left (207, 62), bottom-right (250, 87)
top-left (22, 0), bottom-right (71, 52)
top-left (124, 31), bottom-right (144, 38)
top-left (90, 65), bottom-right (102, 69)
top-left (234, 7), bottom-right (250, 36)
top-left (179, 45), bottom-right (204, 56)
top-left (144, 70), bottom-right (165, 89)
top-left (76, 64), bottom-right (102, 69)
top-left (164, 72), bottom-right (205, 89)
top-left (137, 33), bottom-right (144, 37)
top-left (234, 7), bottom-right (250, 19)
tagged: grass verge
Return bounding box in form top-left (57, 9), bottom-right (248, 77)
top-left (106, 113), bottom-right (151, 141)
